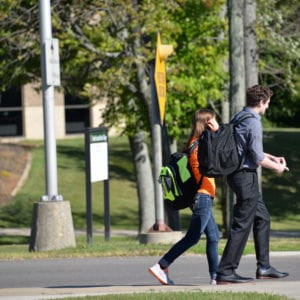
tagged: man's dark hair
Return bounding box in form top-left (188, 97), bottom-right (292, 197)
top-left (246, 85), bottom-right (273, 107)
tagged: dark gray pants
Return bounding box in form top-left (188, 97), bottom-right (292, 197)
top-left (217, 169), bottom-right (270, 276)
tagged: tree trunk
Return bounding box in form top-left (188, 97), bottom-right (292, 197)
top-left (162, 124), bottom-right (181, 231)
top-left (244, 0), bottom-right (262, 196)
top-left (218, 3), bottom-right (231, 238)
top-left (228, 0), bottom-right (246, 115)
top-left (221, 100), bottom-right (231, 237)
top-left (129, 131), bottom-right (155, 234)
top-left (226, 0), bottom-right (246, 235)
top-left (244, 0), bottom-right (258, 88)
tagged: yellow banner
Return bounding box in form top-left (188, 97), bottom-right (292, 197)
top-left (154, 33), bottom-right (173, 125)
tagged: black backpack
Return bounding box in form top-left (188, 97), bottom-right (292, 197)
top-left (159, 142), bottom-right (203, 210)
top-left (198, 114), bottom-right (254, 177)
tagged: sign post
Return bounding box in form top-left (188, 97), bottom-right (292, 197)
top-left (152, 33), bottom-right (173, 231)
top-left (85, 127), bottom-right (109, 244)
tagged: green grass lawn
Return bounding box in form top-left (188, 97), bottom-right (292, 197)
top-left (0, 234), bottom-right (299, 260)
top-left (260, 130), bottom-right (300, 230)
top-left (0, 129), bottom-right (299, 237)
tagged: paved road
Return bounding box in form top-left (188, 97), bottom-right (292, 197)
top-left (0, 252), bottom-right (299, 300)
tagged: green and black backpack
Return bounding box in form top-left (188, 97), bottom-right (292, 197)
top-left (159, 141), bottom-right (203, 210)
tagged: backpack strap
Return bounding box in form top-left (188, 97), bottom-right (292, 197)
top-left (231, 113), bottom-right (255, 169)
top-left (187, 140), bottom-right (199, 155)
top-left (231, 113), bottom-right (255, 126)
top-left (197, 175), bottom-right (204, 189)
top-left (187, 140), bottom-right (203, 189)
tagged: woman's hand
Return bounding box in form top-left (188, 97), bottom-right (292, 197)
top-left (207, 117), bottom-right (219, 132)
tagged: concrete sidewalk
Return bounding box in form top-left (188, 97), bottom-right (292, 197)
top-left (0, 229), bottom-right (299, 300)
top-left (0, 228), bottom-right (138, 238)
top-left (1, 228), bottom-right (300, 238)
top-left (0, 253), bottom-right (299, 300)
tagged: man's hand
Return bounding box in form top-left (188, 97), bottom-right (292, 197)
top-left (261, 154), bottom-right (289, 174)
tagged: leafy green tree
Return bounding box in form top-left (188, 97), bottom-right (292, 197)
top-left (166, 0), bottom-right (227, 140)
top-left (256, 0), bottom-right (300, 127)
top-left (1, 0), bottom-right (227, 231)
top-left (0, 0), bottom-right (40, 90)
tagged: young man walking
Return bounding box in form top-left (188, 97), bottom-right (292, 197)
top-left (216, 85), bottom-right (289, 284)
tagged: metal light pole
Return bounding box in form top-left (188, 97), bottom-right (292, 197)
top-left (39, 0), bottom-right (61, 201)
top-left (29, 0), bottom-right (75, 252)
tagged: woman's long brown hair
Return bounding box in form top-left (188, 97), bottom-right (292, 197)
top-left (183, 109), bottom-right (216, 152)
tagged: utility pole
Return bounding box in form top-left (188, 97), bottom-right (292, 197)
top-left (39, 0), bottom-right (60, 201)
top-left (29, 0), bottom-right (75, 251)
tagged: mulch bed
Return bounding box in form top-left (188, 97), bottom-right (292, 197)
top-left (0, 144), bottom-right (29, 205)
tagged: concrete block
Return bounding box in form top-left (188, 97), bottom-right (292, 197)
top-left (139, 231), bottom-right (182, 244)
top-left (29, 201), bottom-right (76, 251)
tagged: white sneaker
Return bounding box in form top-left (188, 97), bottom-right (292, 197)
top-left (148, 263), bottom-right (174, 285)
top-left (210, 279), bottom-right (217, 285)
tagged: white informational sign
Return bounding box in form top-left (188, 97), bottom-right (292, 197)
top-left (44, 38), bottom-right (61, 86)
top-left (89, 131), bottom-right (108, 182)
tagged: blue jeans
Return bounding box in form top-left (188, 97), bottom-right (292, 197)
top-left (159, 193), bottom-right (219, 279)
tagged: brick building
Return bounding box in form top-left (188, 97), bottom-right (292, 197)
top-left (0, 83), bottom-right (109, 140)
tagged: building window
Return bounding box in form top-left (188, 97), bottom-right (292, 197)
top-left (65, 94), bottom-right (90, 134)
top-left (0, 87), bottom-right (23, 137)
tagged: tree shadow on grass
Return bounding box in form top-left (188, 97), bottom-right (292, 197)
top-left (263, 131), bottom-right (300, 218)
top-left (72, 208), bottom-right (139, 229)
top-left (263, 171), bottom-right (300, 218)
